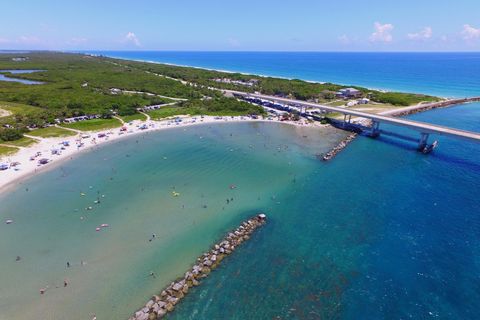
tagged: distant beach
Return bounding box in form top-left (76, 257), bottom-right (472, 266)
top-left (0, 115), bottom-right (324, 193)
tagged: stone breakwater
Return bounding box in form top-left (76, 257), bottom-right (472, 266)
top-left (387, 97), bottom-right (480, 117)
top-left (129, 214), bottom-right (267, 320)
top-left (320, 133), bottom-right (358, 161)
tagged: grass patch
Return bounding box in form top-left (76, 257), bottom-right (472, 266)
top-left (147, 107), bottom-right (199, 120)
top-left (28, 126), bottom-right (77, 138)
top-left (147, 106), bottom-right (252, 120)
top-left (3, 136), bottom-right (38, 147)
top-left (324, 100), bottom-right (347, 107)
top-left (63, 118), bottom-right (122, 131)
top-left (120, 113), bottom-right (147, 122)
top-left (0, 145), bottom-right (19, 156)
top-left (0, 101), bottom-right (44, 117)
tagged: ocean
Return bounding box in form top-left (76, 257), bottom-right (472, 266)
top-left (85, 51), bottom-right (480, 98)
top-left (0, 52), bottom-right (479, 319)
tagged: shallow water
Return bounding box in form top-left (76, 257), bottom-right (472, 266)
top-left (0, 122), bottom-right (344, 319)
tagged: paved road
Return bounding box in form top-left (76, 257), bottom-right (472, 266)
top-left (229, 90), bottom-right (480, 143)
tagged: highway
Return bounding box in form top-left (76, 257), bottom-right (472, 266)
top-left (228, 90), bottom-right (480, 143)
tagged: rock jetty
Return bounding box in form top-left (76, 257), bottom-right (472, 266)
top-left (387, 97), bottom-right (480, 117)
top-left (130, 214), bottom-right (267, 320)
top-left (321, 133), bottom-right (357, 161)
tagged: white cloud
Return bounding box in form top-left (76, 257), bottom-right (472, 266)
top-left (338, 34), bottom-right (351, 45)
top-left (369, 22), bottom-right (394, 43)
top-left (227, 37), bottom-right (240, 47)
top-left (407, 27), bottom-right (432, 40)
top-left (461, 24), bottom-right (480, 41)
top-left (124, 32), bottom-right (141, 47)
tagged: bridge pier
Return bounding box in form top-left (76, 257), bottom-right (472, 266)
top-left (418, 132), bottom-right (430, 150)
top-left (370, 121), bottom-right (381, 138)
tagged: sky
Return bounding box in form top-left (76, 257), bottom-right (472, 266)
top-left (1, 0), bottom-right (480, 51)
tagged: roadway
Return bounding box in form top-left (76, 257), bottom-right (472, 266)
top-left (227, 90), bottom-right (480, 143)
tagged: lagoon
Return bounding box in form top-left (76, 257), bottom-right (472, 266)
top-left (0, 122), bottom-right (344, 319)
top-left (0, 69), bottom-right (44, 85)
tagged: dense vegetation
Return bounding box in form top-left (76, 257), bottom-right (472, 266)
top-left (147, 98), bottom-right (265, 119)
top-left (113, 57), bottom-right (439, 105)
top-left (0, 51), bottom-right (439, 145)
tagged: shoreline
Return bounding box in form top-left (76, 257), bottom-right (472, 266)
top-left (0, 116), bottom-right (324, 194)
top-left (84, 52), bottom-right (452, 99)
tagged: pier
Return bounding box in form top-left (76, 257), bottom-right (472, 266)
top-left (230, 90), bottom-right (480, 152)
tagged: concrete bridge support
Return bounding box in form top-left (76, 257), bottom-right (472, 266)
top-left (370, 121), bottom-right (381, 138)
top-left (418, 132), bottom-right (430, 150)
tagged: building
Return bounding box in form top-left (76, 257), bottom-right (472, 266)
top-left (336, 88), bottom-right (362, 99)
top-left (358, 98), bottom-right (370, 104)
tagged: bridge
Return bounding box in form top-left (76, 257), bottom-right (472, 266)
top-left (228, 90), bottom-right (480, 151)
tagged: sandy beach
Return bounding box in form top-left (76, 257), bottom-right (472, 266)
top-left (0, 115), bottom-right (321, 193)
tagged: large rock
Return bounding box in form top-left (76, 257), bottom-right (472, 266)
top-left (156, 309), bottom-right (167, 318)
top-left (172, 282), bottom-right (183, 292)
top-left (165, 303), bottom-right (174, 312)
top-left (145, 300), bottom-right (154, 309)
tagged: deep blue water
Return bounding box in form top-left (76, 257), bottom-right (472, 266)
top-left (169, 103), bottom-right (480, 320)
top-left (85, 51), bottom-right (480, 98)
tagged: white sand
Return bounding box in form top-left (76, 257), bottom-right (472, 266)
top-left (0, 115), bottom-right (321, 193)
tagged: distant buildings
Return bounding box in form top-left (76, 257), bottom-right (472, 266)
top-left (110, 88), bottom-right (122, 95)
top-left (139, 104), bottom-right (163, 111)
top-left (336, 88), bottom-right (362, 99)
top-left (12, 57), bottom-right (28, 62)
top-left (212, 78), bottom-right (259, 87)
top-left (59, 115), bottom-right (101, 124)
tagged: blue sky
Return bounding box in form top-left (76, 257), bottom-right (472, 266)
top-left (1, 0), bottom-right (480, 51)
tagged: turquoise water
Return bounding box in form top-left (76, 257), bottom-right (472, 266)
top-left (85, 51), bottom-right (480, 98)
top-left (0, 69), bottom-right (43, 85)
top-left (0, 123), bottom-right (344, 319)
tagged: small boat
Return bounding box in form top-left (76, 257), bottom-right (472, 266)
top-left (5, 219), bottom-right (13, 224)
top-left (100, 223), bottom-right (109, 228)
top-left (95, 227), bottom-right (101, 232)
top-left (172, 191), bottom-right (180, 197)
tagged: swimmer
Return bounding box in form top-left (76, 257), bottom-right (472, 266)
top-left (67, 262), bottom-right (70, 268)
top-left (64, 279), bottom-right (68, 287)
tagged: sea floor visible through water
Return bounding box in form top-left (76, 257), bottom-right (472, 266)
top-left (0, 122), bottom-right (345, 319)
top-left (1, 103), bottom-right (479, 319)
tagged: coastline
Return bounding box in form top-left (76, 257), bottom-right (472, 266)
top-left (0, 115), bottom-right (323, 194)
top-left (87, 53), bottom-right (450, 98)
